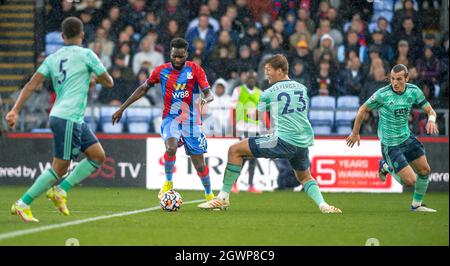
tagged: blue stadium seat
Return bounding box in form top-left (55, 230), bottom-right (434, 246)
top-left (335, 110), bottom-right (357, 135)
top-left (45, 31), bottom-right (64, 55)
top-left (84, 106), bottom-right (100, 132)
top-left (31, 128), bottom-right (52, 133)
top-left (310, 96), bottom-right (336, 110)
top-left (309, 110), bottom-right (334, 135)
top-left (100, 106), bottom-right (125, 133)
top-left (126, 107), bottom-right (152, 133)
top-left (337, 96), bottom-right (360, 109)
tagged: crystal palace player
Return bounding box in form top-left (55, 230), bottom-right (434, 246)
top-left (112, 38), bottom-right (215, 201)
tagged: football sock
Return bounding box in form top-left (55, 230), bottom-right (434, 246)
top-left (163, 152), bottom-right (176, 182)
top-left (197, 167), bottom-right (212, 194)
top-left (21, 168), bottom-right (59, 205)
top-left (222, 163), bottom-right (242, 193)
top-left (412, 174), bottom-right (429, 207)
top-left (303, 179), bottom-right (325, 207)
top-left (59, 159), bottom-right (99, 192)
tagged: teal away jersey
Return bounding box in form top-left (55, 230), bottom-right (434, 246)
top-left (37, 45), bottom-right (107, 123)
top-left (258, 80), bottom-right (314, 148)
top-left (365, 83), bottom-right (429, 146)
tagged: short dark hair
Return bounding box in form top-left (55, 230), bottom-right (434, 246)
top-left (391, 64), bottom-right (409, 77)
top-left (264, 54), bottom-right (289, 74)
top-left (170, 37), bottom-right (189, 51)
top-left (62, 17), bottom-right (83, 39)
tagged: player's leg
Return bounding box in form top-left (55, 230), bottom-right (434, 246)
top-left (158, 118), bottom-right (181, 199)
top-left (49, 122), bottom-right (103, 215)
top-left (289, 148), bottom-right (341, 214)
top-left (405, 137), bottom-right (436, 212)
top-left (11, 117), bottom-right (72, 221)
top-left (190, 154), bottom-right (214, 200)
top-left (198, 138), bottom-right (254, 210)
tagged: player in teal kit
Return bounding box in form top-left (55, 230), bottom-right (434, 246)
top-left (198, 54), bottom-right (341, 213)
top-left (346, 64), bottom-right (439, 212)
top-left (5, 17), bottom-right (114, 222)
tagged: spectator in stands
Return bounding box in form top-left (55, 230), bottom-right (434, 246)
top-left (187, 3), bottom-right (220, 33)
top-left (290, 59), bottom-right (313, 91)
top-left (207, 0), bottom-right (226, 21)
top-left (186, 13), bottom-right (217, 56)
top-left (142, 28), bottom-right (165, 56)
top-left (416, 46), bottom-right (444, 88)
top-left (313, 33), bottom-right (338, 65)
top-left (336, 56), bottom-right (365, 96)
top-left (139, 10), bottom-right (159, 37)
top-left (362, 66), bottom-right (388, 102)
top-left (392, 0), bottom-right (421, 33)
top-left (219, 15), bottom-right (240, 45)
top-left (132, 36), bottom-right (164, 75)
top-left (123, 0), bottom-right (147, 34)
top-left (327, 7), bottom-right (343, 31)
top-left (311, 58), bottom-right (336, 96)
top-left (345, 13), bottom-right (369, 48)
top-left (241, 22), bottom-right (261, 46)
top-left (158, 0), bottom-right (189, 32)
top-left (91, 41), bottom-right (112, 69)
top-left (369, 29), bottom-right (394, 62)
top-left (289, 20), bottom-right (312, 52)
top-left (235, 0), bottom-right (253, 27)
top-left (394, 16), bottom-right (423, 61)
top-left (337, 30), bottom-right (367, 65)
top-left (262, 35), bottom-right (285, 58)
top-left (46, 0), bottom-right (78, 33)
top-left (205, 78), bottom-right (232, 136)
top-left (273, 18), bottom-right (288, 49)
top-left (297, 7), bottom-right (315, 34)
top-left (160, 19), bottom-right (183, 61)
top-left (210, 30), bottom-right (238, 61)
top-left (224, 4), bottom-right (245, 38)
top-left (249, 39), bottom-right (263, 66)
top-left (393, 39), bottom-right (414, 67)
top-left (75, 0), bottom-right (102, 24)
top-left (78, 8), bottom-right (96, 45)
top-left (284, 10), bottom-right (297, 37)
top-left (363, 45), bottom-right (390, 78)
top-left (97, 66), bottom-right (127, 106)
top-left (107, 5), bottom-right (125, 43)
top-left (236, 45), bottom-right (258, 73)
top-left (423, 33), bottom-right (445, 59)
top-left (315, 0), bottom-right (331, 25)
top-left (112, 53), bottom-right (134, 85)
top-left (117, 41), bottom-right (133, 68)
top-left (310, 18), bottom-right (343, 49)
top-left (374, 17), bottom-right (394, 47)
top-left (88, 27), bottom-right (115, 58)
top-left (210, 47), bottom-right (237, 80)
top-left (288, 39), bottom-right (315, 68)
top-left (191, 55), bottom-right (217, 87)
top-left (190, 38), bottom-right (208, 61)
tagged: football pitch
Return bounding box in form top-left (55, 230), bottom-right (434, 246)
top-left (0, 186), bottom-right (448, 246)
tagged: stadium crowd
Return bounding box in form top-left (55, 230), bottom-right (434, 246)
top-left (12, 0), bottom-right (450, 134)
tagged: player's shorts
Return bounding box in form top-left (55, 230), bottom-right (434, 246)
top-left (381, 134), bottom-right (425, 173)
top-left (248, 134), bottom-right (310, 171)
top-left (160, 117), bottom-right (207, 155)
top-left (49, 116), bottom-right (99, 161)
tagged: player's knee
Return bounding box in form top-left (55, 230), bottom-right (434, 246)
top-left (194, 163), bottom-right (205, 173)
top-left (166, 147), bottom-right (177, 156)
top-left (89, 150), bottom-right (106, 164)
top-left (416, 165), bottom-right (431, 176)
top-left (228, 143), bottom-right (240, 156)
top-left (53, 166), bottom-right (68, 178)
top-left (403, 177), bottom-right (416, 187)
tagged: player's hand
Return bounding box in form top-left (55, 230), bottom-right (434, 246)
top-left (346, 132), bottom-right (360, 148)
top-left (5, 109), bottom-right (18, 128)
top-left (112, 109), bottom-right (123, 125)
top-left (426, 121), bottom-right (439, 135)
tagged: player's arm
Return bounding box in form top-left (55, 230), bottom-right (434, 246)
top-left (346, 103), bottom-right (371, 148)
top-left (5, 72), bottom-right (46, 128)
top-left (422, 104), bottom-right (439, 135)
top-left (112, 82), bottom-right (151, 124)
top-left (95, 71), bottom-right (114, 89)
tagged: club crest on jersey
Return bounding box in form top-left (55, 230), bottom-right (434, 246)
top-left (186, 72), bottom-right (193, 79)
top-left (407, 97), bottom-right (413, 103)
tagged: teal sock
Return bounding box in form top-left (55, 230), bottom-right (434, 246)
top-left (21, 168), bottom-right (59, 205)
top-left (222, 163), bottom-right (242, 193)
top-left (303, 179), bottom-right (325, 206)
top-left (412, 174), bottom-right (429, 206)
top-left (59, 159), bottom-right (99, 192)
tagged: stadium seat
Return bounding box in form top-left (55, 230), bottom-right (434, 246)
top-left (100, 106), bottom-right (125, 133)
top-left (335, 110), bottom-right (358, 135)
top-left (84, 106), bottom-right (100, 132)
top-left (310, 96), bottom-right (336, 110)
top-left (31, 128), bottom-right (52, 133)
top-left (45, 31), bottom-right (64, 55)
top-left (336, 96), bottom-right (360, 109)
top-left (309, 110), bottom-right (334, 135)
top-left (126, 107), bottom-right (152, 133)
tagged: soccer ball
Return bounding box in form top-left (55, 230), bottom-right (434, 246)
top-left (160, 190), bottom-right (183, 212)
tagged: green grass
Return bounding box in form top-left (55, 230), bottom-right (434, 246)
top-left (0, 186), bottom-right (448, 246)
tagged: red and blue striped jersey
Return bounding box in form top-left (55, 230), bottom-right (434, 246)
top-left (146, 61), bottom-right (210, 124)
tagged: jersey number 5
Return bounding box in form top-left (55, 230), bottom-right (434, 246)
top-left (58, 59), bottom-right (68, 84)
top-left (277, 91), bottom-right (306, 115)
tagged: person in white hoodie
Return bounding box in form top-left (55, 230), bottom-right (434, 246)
top-left (203, 78), bottom-right (232, 136)
top-left (132, 36), bottom-right (165, 75)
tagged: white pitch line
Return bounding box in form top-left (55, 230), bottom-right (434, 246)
top-left (0, 199), bottom-right (205, 242)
